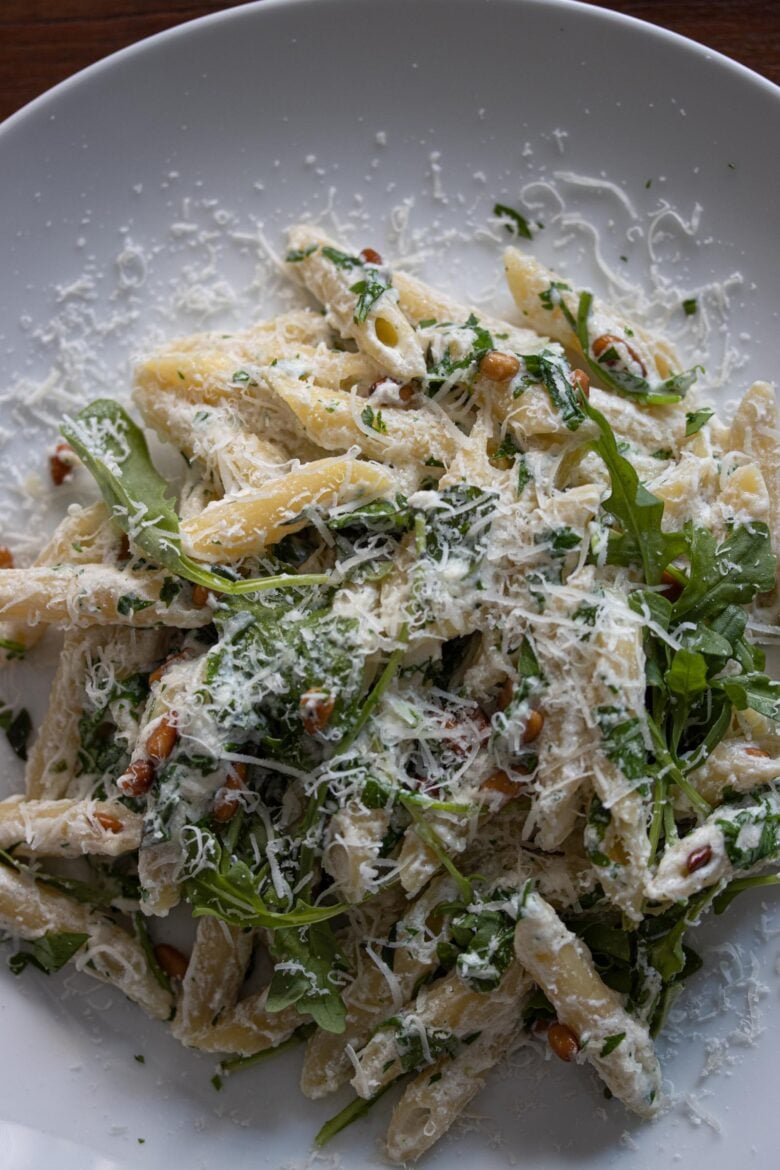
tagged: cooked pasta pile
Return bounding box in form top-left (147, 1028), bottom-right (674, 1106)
top-left (1, 224), bottom-right (779, 1161)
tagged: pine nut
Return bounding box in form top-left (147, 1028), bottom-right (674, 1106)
top-left (522, 709), bottom-right (544, 744)
top-left (300, 690), bottom-right (336, 734)
top-left (95, 810), bottom-right (124, 833)
top-left (548, 1021), bottom-right (579, 1062)
top-left (478, 350), bottom-right (521, 382)
top-left (146, 714), bottom-right (178, 762)
top-left (154, 943), bottom-right (189, 981)
top-left (592, 333), bottom-right (647, 376)
top-left (117, 759), bottom-right (155, 797)
top-left (0, 547), bottom-right (13, 569)
top-left (360, 247), bottom-right (383, 265)
top-left (685, 844), bottom-right (712, 874)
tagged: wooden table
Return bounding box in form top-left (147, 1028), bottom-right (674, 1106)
top-left (0, 0), bottom-right (778, 122)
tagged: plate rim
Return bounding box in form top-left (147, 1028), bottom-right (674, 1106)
top-left (1, 0), bottom-right (779, 142)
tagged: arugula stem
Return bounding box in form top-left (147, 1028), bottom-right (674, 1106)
top-left (646, 716), bottom-right (711, 817)
top-left (648, 776), bottom-right (666, 864)
top-left (220, 1023), bottom-right (315, 1074)
top-left (399, 796), bottom-right (472, 903)
top-left (314, 1082), bottom-right (396, 1148)
top-left (713, 873), bottom-right (780, 914)
top-left (339, 624), bottom-right (408, 754)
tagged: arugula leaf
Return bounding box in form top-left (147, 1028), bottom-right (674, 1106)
top-left (0, 638), bottom-right (25, 661)
top-left (285, 244), bottom-right (318, 262)
top-left (682, 297), bottom-right (698, 317)
top-left (9, 931), bottom-right (88, 975)
top-left (321, 245), bottom-right (362, 269)
top-left (716, 672), bottom-right (780, 721)
top-left (183, 832), bottom-right (349, 930)
top-left (595, 706), bottom-right (649, 784)
top-left (445, 891), bottom-right (517, 992)
top-left (425, 314), bottom-right (495, 390)
top-left (665, 649), bottom-right (709, 699)
top-left (646, 889), bottom-right (713, 981)
top-left (717, 796), bottom-right (780, 869)
top-left (350, 275), bottom-right (390, 323)
top-left (266, 922), bottom-right (347, 1033)
top-left (327, 495), bottom-right (412, 535)
top-left (685, 408), bottom-right (714, 437)
top-left (713, 873), bottom-right (780, 914)
top-left (493, 202), bottom-right (535, 239)
top-left (672, 523), bottom-right (775, 622)
top-left (0, 704), bottom-right (32, 760)
top-left (62, 400), bottom-right (329, 597)
top-left (581, 396), bottom-right (682, 584)
top-left (600, 1032), bottom-right (626, 1057)
top-left (521, 350), bottom-right (585, 430)
top-left (360, 404), bottom-right (388, 433)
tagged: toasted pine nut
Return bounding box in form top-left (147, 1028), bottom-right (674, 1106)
top-left (0, 547), bottom-right (13, 569)
top-left (570, 368), bottom-right (590, 398)
top-left (685, 845), bottom-right (712, 873)
top-left (591, 333), bottom-right (647, 376)
top-left (154, 943), bottom-right (189, 981)
top-left (117, 533), bottom-right (131, 562)
top-left (360, 247), bottom-right (383, 266)
top-left (213, 763), bottom-right (248, 823)
top-left (522, 709), bottom-right (544, 744)
top-left (547, 1021), bottom-right (579, 1062)
top-left (117, 759), bottom-right (155, 797)
top-left (95, 810), bottom-right (124, 834)
top-left (192, 584), bottom-right (210, 607)
top-left (497, 677), bottom-right (514, 710)
top-left (146, 714), bottom-right (178, 762)
top-left (149, 652), bottom-right (189, 686)
top-left (49, 442), bottom-right (75, 486)
top-left (300, 689), bottom-right (335, 735)
top-left (745, 746), bottom-right (770, 758)
top-left (478, 350), bottom-right (521, 382)
top-left (660, 569), bottom-right (683, 602)
top-left (481, 770), bottom-right (520, 798)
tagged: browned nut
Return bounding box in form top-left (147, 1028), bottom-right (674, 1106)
top-left (660, 569), bottom-right (684, 602)
top-left (360, 247), bottom-right (383, 266)
top-left (592, 333), bottom-right (647, 376)
top-left (0, 547), bottom-right (13, 569)
top-left (478, 350), bottom-right (521, 382)
top-left (146, 714), bottom-right (178, 762)
top-left (547, 1021), bottom-right (580, 1062)
top-left (94, 810), bottom-right (124, 833)
top-left (300, 689), bottom-right (336, 735)
top-left (522, 709), bottom-right (544, 745)
top-left (149, 652), bottom-right (188, 687)
top-left (497, 677), bottom-right (514, 711)
top-left (117, 759), bottom-right (156, 797)
top-left (685, 844), bottom-right (713, 874)
top-left (49, 442), bottom-right (75, 486)
top-left (213, 763), bottom-right (248, 823)
top-left (570, 368), bottom-right (590, 398)
top-left (154, 943), bottom-right (189, 981)
top-left (116, 534), bottom-right (131, 562)
top-left (192, 584), bottom-right (211, 607)
top-left (745, 746), bottom-right (770, 758)
top-left (481, 770), bottom-right (520, 798)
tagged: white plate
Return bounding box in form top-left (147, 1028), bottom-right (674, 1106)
top-left (1, 1), bottom-right (779, 1167)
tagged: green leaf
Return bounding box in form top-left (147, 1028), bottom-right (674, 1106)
top-left (220, 1022), bottom-right (315, 1074)
top-left (266, 922), bottom-right (347, 1033)
top-left (581, 395), bottom-right (681, 584)
top-left (716, 795), bottom-right (780, 869)
top-left (646, 890), bottom-right (713, 981)
top-left (665, 648), bottom-right (709, 698)
top-left (672, 522), bottom-right (776, 622)
top-left (350, 275), bottom-right (390, 323)
top-left (327, 494), bottom-right (412, 535)
top-left (285, 244), bottom-right (318, 262)
top-left (493, 202), bottom-right (535, 239)
top-left (600, 1032), bottom-right (626, 1057)
top-left (321, 245), bottom-right (362, 270)
top-left (61, 400), bottom-right (329, 597)
top-left (682, 297), bottom-right (698, 317)
top-left (716, 672), bottom-right (780, 721)
top-left (521, 350), bottom-right (585, 431)
top-left (183, 833), bottom-right (350, 930)
top-left (0, 638), bottom-right (25, 661)
top-left (9, 931), bottom-right (88, 975)
top-left (360, 404), bottom-right (388, 433)
top-left (713, 873), bottom-right (780, 914)
top-left (685, 408), bottom-right (714, 437)
top-left (595, 706), bottom-right (649, 784)
top-left (0, 705), bottom-right (32, 760)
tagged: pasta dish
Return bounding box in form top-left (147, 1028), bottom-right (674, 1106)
top-left (0, 224), bottom-right (778, 1161)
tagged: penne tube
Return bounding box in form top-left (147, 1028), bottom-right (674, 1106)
top-left (0, 795), bottom-right (142, 857)
top-left (181, 455), bottom-right (394, 560)
top-left (0, 862), bottom-right (173, 1020)
top-left (513, 890), bottom-right (661, 1116)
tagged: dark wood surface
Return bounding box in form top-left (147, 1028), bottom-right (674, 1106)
top-left (1, 0), bottom-right (778, 122)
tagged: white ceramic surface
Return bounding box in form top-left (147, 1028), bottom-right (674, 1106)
top-left (0, 2), bottom-right (779, 1167)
